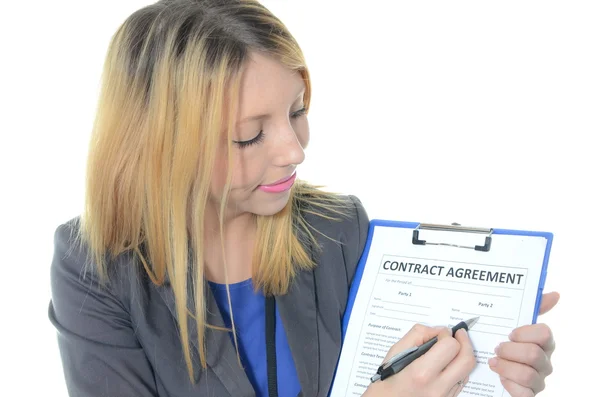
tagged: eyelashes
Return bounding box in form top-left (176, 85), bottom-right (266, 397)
top-left (235, 130), bottom-right (265, 148)
top-left (234, 107), bottom-right (307, 149)
top-left (291, 107), bottom-right (307, 119)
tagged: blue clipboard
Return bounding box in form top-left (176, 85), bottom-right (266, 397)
top-left (340, 219), bottom-right (554, 342)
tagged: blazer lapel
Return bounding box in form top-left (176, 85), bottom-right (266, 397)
top-left (150, 231), bottom-right (322, 397)
top-left (276, 258), bottom-right (320, 396)
top-left (204, 285), bottom-right (257, 396)
top-left (155, 278), bottom-right (254, 396)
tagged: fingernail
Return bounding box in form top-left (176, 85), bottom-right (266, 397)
top-left (494, 344), bottom-right (500, 354)
top-left (488, 357), bottom-right (498, 367)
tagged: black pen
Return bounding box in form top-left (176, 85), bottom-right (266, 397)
top-left (370, 317), bottom-right (479, 383)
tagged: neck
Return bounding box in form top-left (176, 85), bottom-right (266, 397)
top-left (199, 202), bottom-right (257, 284)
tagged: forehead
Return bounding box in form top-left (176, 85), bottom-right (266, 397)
top-left (236, 52), bottom-right (305, 116)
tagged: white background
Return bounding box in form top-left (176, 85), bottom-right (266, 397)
top-left (1, 1), bottom-right (598, 396)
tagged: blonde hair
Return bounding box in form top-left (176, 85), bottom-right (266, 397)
top-left (76, 0), bottom-right (351, 382)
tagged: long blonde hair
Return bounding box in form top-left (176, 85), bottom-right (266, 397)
top-left (76, 0), bottom-right (350, 382)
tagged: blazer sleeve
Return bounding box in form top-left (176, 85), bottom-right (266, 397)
top-left (48, 221), bottom-right (158, 397)
top-left (342, 195), bottom-right (370, 288)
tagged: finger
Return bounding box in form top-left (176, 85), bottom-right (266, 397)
top-left (538, 292), bottom-right (560, 315)
top-left (435, 329), bottom-right (476, 390)
top-left (445, 381), bottom-right (460, 397)
top-left (509, 323), bottom-right (555, 355)
top-left (382, 324), bottom-right (447, 362)
top-left (407, 328), bottom-right (460, 378)
top-left (447, 376), bottom-right (469, 397)
top-left (403, 323), bottom-right (448, 345)
top-left (495, 341), bottom-right (552, 376)
top-left (499, 376), bottom-right (535, 397)
top-left (489, 356), bottom-right (544, 393)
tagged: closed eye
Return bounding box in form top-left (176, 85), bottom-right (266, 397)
top-left (233, 131), bottom-right (265, 148)
top-left (233, 107), bottom-right (307, 148)
top-left (291, 107), bottom-right (307, 119)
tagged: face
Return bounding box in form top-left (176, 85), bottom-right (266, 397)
top-left (209, 52), bottom-right (309, 218)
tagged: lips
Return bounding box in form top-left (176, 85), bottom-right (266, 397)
top-left (258, 172), bottom-right (297, 193)
top-left (262, 173), bottom-right (296, 187)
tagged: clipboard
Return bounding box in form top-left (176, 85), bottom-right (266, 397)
top-left (341, 219), bottom-right (553, 339)
top-left (331, 219), bottom-right (553, 397)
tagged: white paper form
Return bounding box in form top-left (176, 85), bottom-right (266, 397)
top-left (330, 225), bottom-right (549, 397)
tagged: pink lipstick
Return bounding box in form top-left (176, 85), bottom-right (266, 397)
top-left (258, 172), bottom-right (297, 193)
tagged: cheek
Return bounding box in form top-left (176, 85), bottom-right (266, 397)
top-left (208, 152), bottom-right (228, 197)
top-left (232, 149), bottom-right (267, 188)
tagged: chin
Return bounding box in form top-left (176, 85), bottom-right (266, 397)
top-left (250, 191), bottom-right (292, 217)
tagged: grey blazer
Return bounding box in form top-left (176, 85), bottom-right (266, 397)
top-left (48, 195), bottom-right (370, 397)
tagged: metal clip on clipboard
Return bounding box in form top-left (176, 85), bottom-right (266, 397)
top-left (412, 223), bottom-right (494, 252)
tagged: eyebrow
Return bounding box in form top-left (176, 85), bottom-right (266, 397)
top-left (237, 87), bottom-right (306, 124)
top-left (239, 113), bottom-right (269, 124)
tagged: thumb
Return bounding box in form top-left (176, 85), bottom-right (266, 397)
top-left (538, 291), bottom-right (560, 315)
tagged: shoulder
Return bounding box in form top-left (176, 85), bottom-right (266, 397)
top-left (50, 217), bottom-right (93, 289)
top-left (49, 220), bottom-right (163, 395)
top-left (49, 216), bottom-right (137, 336)
top-left (297, 190), bottom-right (370, 286)
top-left (50, 216), bottom-right (128, 288)
top-left (306, 194), bottom-right (369, 254)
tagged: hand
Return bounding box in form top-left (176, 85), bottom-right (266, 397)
top-left (489, 292), bottom-right (560, 396)
top-left (364, 324), bottom-right (476, 397)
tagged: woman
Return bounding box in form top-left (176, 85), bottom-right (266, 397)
top-left (48, 1), bottom-right (559, 396)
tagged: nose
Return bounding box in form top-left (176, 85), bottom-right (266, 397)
top-left (271, 124), bottom-right (306, 168)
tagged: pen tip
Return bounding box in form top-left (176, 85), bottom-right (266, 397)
top-left (466, 316), bottom-right (479, 329)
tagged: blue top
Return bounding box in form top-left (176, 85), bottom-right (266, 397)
top-left (208, 278), bottom-right (301, 397)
